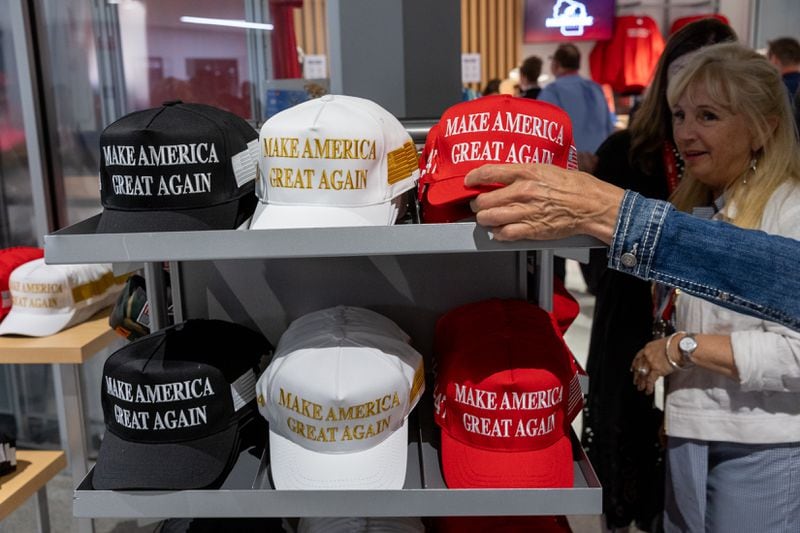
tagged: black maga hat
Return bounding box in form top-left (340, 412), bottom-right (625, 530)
top-left (97, 101), bottom-right (259, 233)
top-left (93, 319), bottom-right (269, 490)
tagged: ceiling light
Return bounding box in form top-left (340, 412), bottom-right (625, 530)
top-left (180, 16), bottom-right (273, 31)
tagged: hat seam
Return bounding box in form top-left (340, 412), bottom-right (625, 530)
top-left (144, 106), bottom-right (168, 129)
top-left (140, 334), bottom-right (167, 373)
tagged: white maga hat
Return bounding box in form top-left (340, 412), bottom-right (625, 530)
top-left (258, 306), bottom-right (424, 489)
top-left (0, 259), bottom-right (124, 337)
top-left (251, 94), bottom-right (419, 229)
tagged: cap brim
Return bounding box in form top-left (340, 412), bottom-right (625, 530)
top-left (0, 309), bottom-right (75, 337)
top-left (92, 424), bottom-right (240, 490)
top-left (268, 422), bottom-right (409, 489)
top-left (426, 175), bottom-right (502, 207)
top-left (97, 195), bottom-right (256, 233)
top-left (250, 201), bottom-right (399, 229)
top-left (440, 430), bottom-right (573, 488)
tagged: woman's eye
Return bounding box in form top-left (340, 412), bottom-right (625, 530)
top-left (701, 111), bottom-right (718, 121)
top-left (672, 110), bottom-right (684, 121)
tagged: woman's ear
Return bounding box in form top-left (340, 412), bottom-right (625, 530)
top-left (751, 116), bottom-right (780, 151)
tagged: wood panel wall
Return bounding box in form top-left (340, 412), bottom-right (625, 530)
top-left (294, 0), bottom-right (328, 67)
top-left (292, 0), bottom-right (522, 90)
top-left (461, 0), bottom-right (522, 93)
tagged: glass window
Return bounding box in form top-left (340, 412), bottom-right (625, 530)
top-left (0, 3), bottom-right (37, 246)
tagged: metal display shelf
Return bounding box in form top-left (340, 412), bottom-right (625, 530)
top-left (48, 213), bottom-right (604, 520)
top-left (74, 430), bottom-right (600, 518)
top-left (43, 214), bottom-right (604, 264)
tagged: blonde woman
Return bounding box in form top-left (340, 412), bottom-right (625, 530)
top-left (630, 42), bottom-right (800, 532)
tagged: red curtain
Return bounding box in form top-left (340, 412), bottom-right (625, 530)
top-left (269, 0), bottom-right (303, 79)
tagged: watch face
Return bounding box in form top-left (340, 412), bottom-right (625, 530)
top-left (679, 336), bottom-right (698, 353)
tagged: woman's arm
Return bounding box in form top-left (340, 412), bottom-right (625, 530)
top-left (466, 164), bottom-right (800, 332)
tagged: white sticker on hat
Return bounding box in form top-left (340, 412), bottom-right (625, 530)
top-left (232, 140), bottom-right (259, 188)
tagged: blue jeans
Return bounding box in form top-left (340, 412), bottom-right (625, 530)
top-left (609, 191), bottom-right (800, 332)
top-left (664, 437), bottom-right (800, 532)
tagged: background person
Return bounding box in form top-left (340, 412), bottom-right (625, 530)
top-left (538, 43), bottom-right (614, 154)
top-left (579, 19), bottom-right (737, 533)
top-left (482, 78), bottom-right (502, 96)
top-left (767, 37), bottom-right (800, 100)
top-left (518, 55), bottom-right (543, 99)
top-left (629, 42), bottom-right (800, 533)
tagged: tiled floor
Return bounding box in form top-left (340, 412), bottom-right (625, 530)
top-left (3, 261), bottom-right (616, 533)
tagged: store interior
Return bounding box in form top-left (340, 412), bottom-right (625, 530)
top-left (1, 1), bottom-right (800, 532)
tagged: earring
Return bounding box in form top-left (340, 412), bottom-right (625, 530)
top-left (744, 157), bottom-right (757, 185)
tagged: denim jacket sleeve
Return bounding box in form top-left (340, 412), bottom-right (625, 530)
top-left (608, 190), bottom-right (800, 332)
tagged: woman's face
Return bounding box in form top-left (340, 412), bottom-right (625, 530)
top-left (671, 84), bottom-right (755, 196)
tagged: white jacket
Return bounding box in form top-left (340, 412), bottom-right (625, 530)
top-left (666, 181), bottom-right (800, 444)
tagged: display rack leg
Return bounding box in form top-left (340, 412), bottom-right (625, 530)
top-left (34, 486), bottom-right (51, 533)
top-left (53, 363), bottom-right (94, 533)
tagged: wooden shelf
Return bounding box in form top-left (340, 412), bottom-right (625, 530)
top-left (0, 308), bottom-right (117, 364)
top-left (0, 450), bottom-right (67, 521)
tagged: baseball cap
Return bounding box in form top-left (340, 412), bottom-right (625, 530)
top-left (433, 299), bottom-right (583, 488)
top-left (419, 94), bottom-right (578, 222)
top-left (0, 247), bottom-right (44, 321)
top-left (0, 432), bottom-right (16, 477)
top-left (250, 94), bottom-right (419, 229)
top-left (0, 259), bottom-right (125, 337)
top-left (258, 306), bottom-right (424, 489)
top-left (97, 101), bottom-right (260, 233)
top-left (93, 319), bottom-right (270, 490)
top-left (108, 274), bottom-right (150, 341)
top-left (298, 517), bottom-right (425, 533)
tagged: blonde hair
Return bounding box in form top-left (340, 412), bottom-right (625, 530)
top-left (666, 42), bottom-right (800, 228)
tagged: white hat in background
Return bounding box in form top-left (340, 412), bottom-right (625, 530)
top-left (0, 259), bottom-right (124, 337)
top-left (250, 94), bottom-right (419, 229)
top-left (258, 306), bottom-right (425, 489)
top-left (298, 517), bottom-right (425, 533)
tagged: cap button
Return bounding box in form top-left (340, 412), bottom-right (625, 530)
top-left (319, 94), bottom-right (335, 102)
top-left (162, 100), bottom-right (183, 106)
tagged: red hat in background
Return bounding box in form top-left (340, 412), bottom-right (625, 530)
top-left (435, 515), bottom-right (573, 533)
top-left (553, 275), bottom-right (580, 335)
top-left (419, 95), bottom-right (578, 223)
top-left (433, 299), bottom-right (583, 489)
top-left (0, 247), bottom-right (44, 321)
top-left (669, 14), bottom-right (730, 35)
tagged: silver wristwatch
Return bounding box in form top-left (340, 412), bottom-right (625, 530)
top-left (677, 334), bottom-right (698, 368)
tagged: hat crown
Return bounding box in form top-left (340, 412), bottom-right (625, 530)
top-left (434, 299), bottom-right (578, 452)
top-left (256, 94), bottom-right (418, 209)
top-left (261, 307), bottom-right (424, 455)
top-left (97, 102), bottom-right (259, 232)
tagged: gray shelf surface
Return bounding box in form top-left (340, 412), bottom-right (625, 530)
top-left (44, 214), bottom-right (605, 264)
top-left (74, 433), bottom-right (600, 519)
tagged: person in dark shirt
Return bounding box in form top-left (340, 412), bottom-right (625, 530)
top-left (518, 55), bottom-right (542, 99)
top-left (767, 37), bottom-right (800, 99)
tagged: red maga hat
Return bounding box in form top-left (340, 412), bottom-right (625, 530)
top-left (419, 95), bottom-right (578, 223)
top-left (433, 299), bottom-right (583, 488)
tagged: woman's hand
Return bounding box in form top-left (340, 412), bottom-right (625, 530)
top-left (466, 163), bottom-right (624, 243)
top-left (631, 337), bottom-right (677, 395)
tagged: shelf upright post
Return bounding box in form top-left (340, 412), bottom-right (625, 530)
top-left (537, 250), bottom-right (554, 312)
top-left (143, 262), bottom-right (169, 331)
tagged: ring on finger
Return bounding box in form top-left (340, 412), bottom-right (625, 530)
top-left (637, 367), bottom-right (648, 376)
